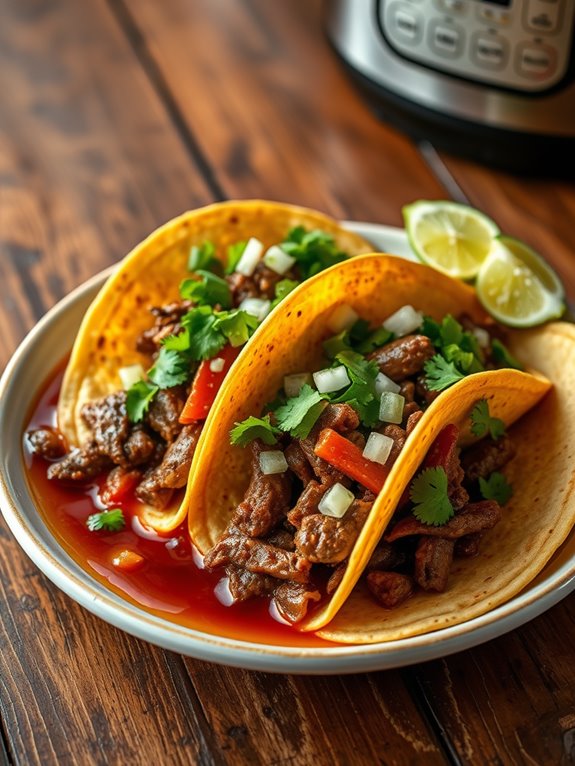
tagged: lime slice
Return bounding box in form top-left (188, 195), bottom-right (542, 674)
top-left (403, 200), bottom-right (500, 280)
top-left (476, 236), bottom-right (565, 328)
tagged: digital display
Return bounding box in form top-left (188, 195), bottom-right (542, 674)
top-left (474, 0), bottom-right (511, 6)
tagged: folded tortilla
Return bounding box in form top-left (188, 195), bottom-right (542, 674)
top-left (186, 254), bottom-right (553, 634)
top-left (56, 200), bottom-right (372, 532)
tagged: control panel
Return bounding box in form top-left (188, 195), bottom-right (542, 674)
top-left (378, 0), bottom-right (574, 92)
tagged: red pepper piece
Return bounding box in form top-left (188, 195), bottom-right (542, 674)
top-left (314, 428), bottom-right (390, 494)
top-left (179, 344), bottom-right (241, 423)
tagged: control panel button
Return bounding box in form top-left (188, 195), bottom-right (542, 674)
top-left (429, 20), bottom-right (464, 57)
top-left (433, 0), bottom-right (467, 14)
top-left (524, 0), bottom-right (562, 34)
top-left (476, 5), bottom-right (511, 26)
top-left (389, 2), bottom-right (424, 45)
top-left (471, 33), bottom-right (509, 70)
top-left (516, 42), bottom-right (558, 79)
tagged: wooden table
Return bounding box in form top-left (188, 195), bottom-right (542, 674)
top-left (1, 1), bottom-right (574, 763)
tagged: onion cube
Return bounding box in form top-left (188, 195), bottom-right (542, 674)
top-left (473, 326), bottom-right (490, 348)
top-left (318, 482), bottom-right (355, 518)
top-left (259, 450), bottom-right (289, 475)
top-left (383, 305), bottom-right (423, 337)
top-left (284, 372), bottom-right (314, 398)
top-left (209, 357), bottom-right (225, 373)
top-left (362, 432), bottom-right (394, 465)
top-left (238, 297), bottom-right (271, 322)
top-left (375, 371), bottom-right (401, 395)
top-left (379, 392), bottom-right (405, 424)
top-left (327, 304), bottom-right (359, 333)
top-left (313, 365), bottom-right (350, 394)
top-left (235, 237), bottom-right (264, 276)
top-left (119, 363), bottom-right (145, 390)
top-left (263, 245), bottom-right (296, 275)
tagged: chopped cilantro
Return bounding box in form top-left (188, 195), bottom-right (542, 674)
top-left (439, 314), bottom-right (463, 347)
top-left (492, 338), bottom-right (522, 370)
top-left (424, 354), bottom-right (465, 391)
top-left (270, 278), bottom-right (300, 309)
top-left (353, 326), bottom-right (394, 355)
top-left (410, 467), bottom-right (454, 526)
top-left (443, 343), bottom-right (475, 373)
top-left (323, 330), bottom-right (351, 359)
top-left (479, 472), bottom-right (513, 506)
top-left (214, 309), bottom-right (259, 347)
top-left (148, 347), bottom-right (191, 388)
top-left (225, 241), bottom-right (247, 275)
top-left (180, 270), bottom-right (232, 309)
top-left (182, 306), bottom-right (227, 361)
top-left (274, 384), bottom-right (326, 439)
top-left (126, 380), bottom-right (159, 422)
top-left (331, 350), bottom-right (380, 427)
top-left (162, 328), bottom-right (190, 352)
top-left (280, 227), bottom-right (347, 280)
top-left (230, 415), bottom-right (282, 447)
top-left (87, 508), bottom-right (126, 533)
top-left (421, 314), bottom-right (485, 380)
top-left (188, 241), bottom-right (222, 275)
top-left (470, 399), bottom-right (506, 440)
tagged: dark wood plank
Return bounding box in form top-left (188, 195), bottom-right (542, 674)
top-left (116, 0), bottom-right (446, 225)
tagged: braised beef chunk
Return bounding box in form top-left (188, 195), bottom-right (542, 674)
top-left (326, 562), bottom-right (347, 595)
top-left (47, 443), bottom-right (111, 483)
top-left (81, 392), bottom-right (130, 466)
top-left (143, 424), bottom-right (202, 490)
top-left (146, 388), bottom-right (186, 443)
top-left (100, 465), bottom-right (142, 506)
top-left (265, 528), bottom-right (296, 551)
top-left (284, 442), bottom-right (314, 486)
top-left (367, 571), bottom-right (414, 609)
top-left (287, 480), bottom-right (332, 528)
top-left (455, 532), bottom-right (483, 558)
top-left (385, 500), bottom-right (502, 541)
top-left (231, 441), bottom-right (292, 537)
top-left (380, 424), bottom-right (406, 467)
top-left (134, 479), bottom-right (174, 509)
top-left (461, 436), bottom-right (516, 483)
top-left (414, 537), bottom-right (454, 592)
top-left (368, 335), bottom-right (435, 382)
top-left (204, 532), bottom-right (311, 583)
top-left (294, 500), bottom-right (372, 564)
top-left (228, 262), bottom-right (290, 305)
top-left (274, 581), bottom-right (321, 624)
top-left (297, 403), bottom-right (359, 485)
top-left (442, 436), bottom-right (469, 511)
top-left (415, 375), bottom-right (440, 406)
top-left (27, 427), bottom-right (67, 460)
top-left (123, 428), bottom-right (157, 467)
top-left (135, 300), bottom-right (192, 354)
top-left (405, 410), bottom-right (424, 436)
top-left (366, 541), bottom-right (406, 572)
top-left (226, 565), bottom-right (276, 602)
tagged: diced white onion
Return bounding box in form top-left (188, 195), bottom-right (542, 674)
top-left (263, 245), bottom-right (296, 275)
top-left (375, 371), bottom-right (401, 396)
top-left (379, 392), bottom-right (405, 424)
top-left (383, 305), bottom-right (423, 337)
top-left (235, 237), bottom-right (264, 276)
top-left (473, 327), bottom-right (490, 348)
top-left (327, 304), bottom-right (359, 333)
top-left (238, 297), bottom-right (271, 322)
top-left (362, 432), bottom-right (394, 465)
top-left (119, 363), bottom-right (145, 390)
top-left (284, 372), bottom-right (314, 398)
top-left (209, 357), bottom-right (225, 373)
top-left (319, 482), bottom-right (355, 518)
top-left (259, 450), bottom-right (289, 475)
top-left (313, 365), bottom-right (350, 394)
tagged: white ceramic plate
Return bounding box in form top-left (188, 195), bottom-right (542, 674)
top-left (1, 223), bottom-right (574, 675)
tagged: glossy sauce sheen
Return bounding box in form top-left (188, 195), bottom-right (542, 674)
top-left (24, 362), bottom-right (331, 647)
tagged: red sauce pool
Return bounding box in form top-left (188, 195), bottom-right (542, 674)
top-left (23, 361), bottom-right (332, 647)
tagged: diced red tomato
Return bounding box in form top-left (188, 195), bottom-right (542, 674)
top-left (314, 428), bottom-right (389, 494)
top-left (111, 549), bottom-right (145, 572)
top-left (100, 467), bottom-right (141, 505)
top-left (179, 345), bottom-right (241, 423)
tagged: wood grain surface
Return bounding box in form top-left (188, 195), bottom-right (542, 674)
top-left (1, 1), bottom-right (574, 765)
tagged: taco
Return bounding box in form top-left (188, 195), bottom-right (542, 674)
top-left (28, 201), bottom-right (372, 532)
top-left (185, 254), bottom-right (554, 632)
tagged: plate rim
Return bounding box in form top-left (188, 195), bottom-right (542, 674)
top-left (1, 221), bottom-right (574, 674)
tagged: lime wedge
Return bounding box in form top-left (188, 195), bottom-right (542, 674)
top-left (476, 236), bottom-right (565, 328)
top-left (403, 200), bottom-right (500, 280)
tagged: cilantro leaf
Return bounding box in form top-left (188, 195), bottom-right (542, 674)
top-left (180, 270), bottom-right (232, 309)
top-left (424, 354), bottom-right (465, 391)
top-left (270, 278), bottom-right (299, 309)
top-left (440, 315), bottom-right (463, 347)
top-left (479, 472), bottom-right (513, 506)
top-left (188, 241), bottom-right (222, 275)
top-left (323, 330), bottom-right (351, 359)
top-left (274, 384), bottom-right (326, 439)
top-left (148, 347), bottom-right (191, 388)
top-left (491, 338), bottom-right (523, 370)
top-left (353, 326), bottom-right (394, 355)
top-left (226, 241), bottom-right (247, 275)
top-left (470, 399), bottom-right (506, 440)
top-left (281, 227), bottom-right (347, 280)
top-left (182, 306), bottom-right (227, 361)
top-left (419, 316), bottom-right (441, 344)
top-left (331, 351), bottom-right (380, 427)
top-left (230, 415), bottom-right (282, 447)
top-left (87, 508), bottom-right (126, 533)
top-left (126, 380), bottom-right (159, 422)
top-left (162, 328), bottom-right (190, 352)
top-left (410, 467), bottom-right (454, 526)
top-left (443, 343), bottom-right (475, 373)
top-left (214, 309), bottom-right (259, 347)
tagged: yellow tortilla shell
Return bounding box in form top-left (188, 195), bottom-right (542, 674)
top-left (56, 200), bottom-right (372, 532)
top-left (185, 254), bottom-right (551, 633)
top-left (318, 323), bottom-right (574, 644)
